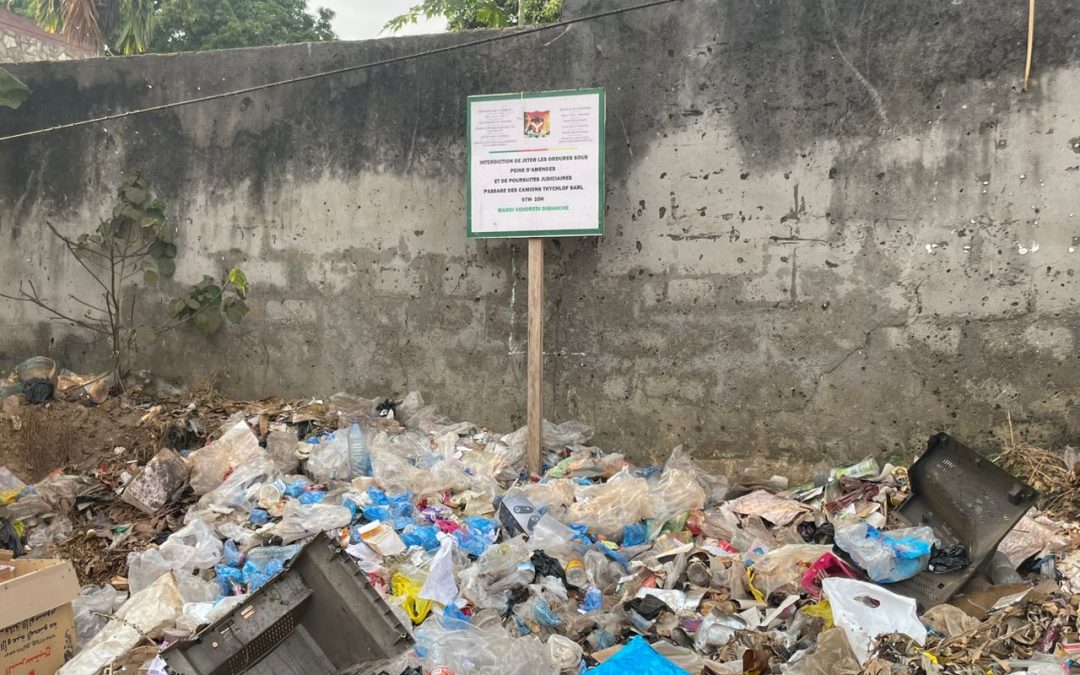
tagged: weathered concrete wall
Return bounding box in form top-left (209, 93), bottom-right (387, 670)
top-left (0, 9), bottom-right (97, 63)
top-left (2, 0), bottom-right (1080, 467)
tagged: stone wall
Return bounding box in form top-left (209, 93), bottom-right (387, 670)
top-left (0, 9), bottom-right (96, 63)
top-left (1, 0), bottom-right (1079, 468)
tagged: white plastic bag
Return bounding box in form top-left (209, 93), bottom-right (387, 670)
top-left (307, 433), bottom-right (351, 482)
top-left (834, 523), bottom-right (937, 583)
top-left (822, 577), bottom-right (926, 665)
top-left (651, 446), bottom-right (707, 521)
top-left (160, 519), bottom-right (224, 571)
top-left (198, 455), bottom-right (281, 511)
top-left (568, 469), bottom-right (655, 540)
top-left (190, 421), bottom-right (262, 495)
top-left (419, 538), bottom-right (459, 606)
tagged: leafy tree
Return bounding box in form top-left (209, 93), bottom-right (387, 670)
top-left (3, 0), bottom-right (335, 54)
top-left (5, 0), bottom-right (155, 54)
top-left (386, 0), bottom-right (562, 32)
top-left (150, 0), bottom-right (335, 53)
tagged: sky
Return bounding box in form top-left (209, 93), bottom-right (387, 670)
top-left (316, 0), bottom-right (449, 41)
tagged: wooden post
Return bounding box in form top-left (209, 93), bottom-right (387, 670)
top-left (527, 237), bottom-right (544, 475)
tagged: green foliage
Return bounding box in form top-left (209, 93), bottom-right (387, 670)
top-left (0, 67), bottom-right (30, 110)
top-left (150, 0), bottom-right (335, 53)
top-left (385, 0), bottom-right (562, 32)
top-left (169, 268), bottom-right (250, 335)
top-left (6, 0), bottom-right (335, 55)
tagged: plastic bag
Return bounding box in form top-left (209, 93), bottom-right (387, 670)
top-left (415, 614), bottom-right (556, 675)
top-left (265, 429), bottom-right (300, 474)
top-left (589, 636), bottom-right (687, 674)
top-left (190, 421), bottom-right (262, 495)
top-left (568, 469), bottom-right (655, 540)
top-left (834, 523), bottom-right (937, 583)
top-left (58, 573), bottom-right (183, 675)
top-left (651, 446), bottom-right (707, 522)
top-left (728, 490), bottom-right (811, 526)
top-left (26, 516), bottom-right (72, 557)
top-left (272, 502), bottom-right (352, 544)
top-left (71, 584), bottom-right (127, 647)
top-left (198, 454), bottom-right (281, 511)
top-left (751, 545), bottom-right (832, 597)
top-left (392, 572), bottom-right (433, 624)
top-left (176, 594), bottom-right (248, 635)
top-left (307, 432), bottom-right (351, 482)
top-left (547, 634), bottom-right (583, 671)
top-left (781, 627), bottom-right (860, 675)
top-left (822, 577), bottom-right (926, 665)
top-left (801, 553), bottom-right (858, 598)
top-left (419, 538), bottom-right (459, 606)
top-left (160, 519), bottom-right (224, 571)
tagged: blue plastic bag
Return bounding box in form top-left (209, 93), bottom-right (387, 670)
top-left (587, 636), bottom-right (688, 674)
top-left (622, 523), bottom-right (648, 546)
top-left (223, 539), bottom-right (244, 566)
top-left (284, 479), bottom-right (309, 498)
top-left (533, 598), bottom-right (562, 627)
top-left (249, 508), bottom-right (270, 525)
top-left (581, 587), bottom-right (602, 613)
top-left (297, 490), bottom-right (326, 505)
top-left (401, 525), bottom-right (440, 552)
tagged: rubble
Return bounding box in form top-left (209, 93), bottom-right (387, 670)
top-left (0, 387), bottom-right (1077, 674)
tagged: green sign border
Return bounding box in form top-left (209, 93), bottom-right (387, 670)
top-left (466, 88), bottom-right (606, 239)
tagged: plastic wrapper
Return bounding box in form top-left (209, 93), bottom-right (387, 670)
top-left (652, 446), bottom-right (707, 522)
top-left (781, 627), bottom-right (860, 675)
top-left (751, 544), bottom-right (832, 597)
top-left (392, 572), bottom-right (433, 624)
top-left (307, 432), bottom-right (351, 482)
top-left (727, 490), bottom-right (812, 526)
top-left (58, 572), bottom-right (183, 675)
top-left (271, 501), bottom-right (351, 544)
top-left (694, 613), bottom-right (746, 650)
top-left (822, 577), bottom-right (926, 665)
top-left (177, 572), bottom-right (220, 603)
top-left (834, 523), bottom-right (937, 583)
top-left (71, 584), bottom-right (127, 648)
top-left (568, 469), bottom-right (655, 540)
top-left (189, 420), bottom-right (263, 495)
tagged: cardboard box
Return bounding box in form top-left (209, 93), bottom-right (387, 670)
top-left (1, 558), bottom-right (80, 675)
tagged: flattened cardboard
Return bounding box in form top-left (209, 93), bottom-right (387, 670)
top-left (1, 559), bottom-right (79, 675)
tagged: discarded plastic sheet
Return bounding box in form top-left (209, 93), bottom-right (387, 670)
top-left (588, 635), bottom-right (688, 674)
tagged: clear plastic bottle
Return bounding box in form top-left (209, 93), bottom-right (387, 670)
top-left (348, 418), bottom-right (370, 477)
top-left (565, 550), bottom-right (588, 589)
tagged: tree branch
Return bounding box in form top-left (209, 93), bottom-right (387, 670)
top-left (0, 281), bottom-right (110, 335)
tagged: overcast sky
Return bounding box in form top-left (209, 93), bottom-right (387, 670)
top-left (316, 0), bottom-right (448, 41)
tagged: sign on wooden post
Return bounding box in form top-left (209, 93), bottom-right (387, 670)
top-left (467, 89), bottom-right (606, 474)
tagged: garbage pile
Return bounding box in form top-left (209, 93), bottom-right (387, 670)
top-left (1, 390), bottom-right (1079, 675)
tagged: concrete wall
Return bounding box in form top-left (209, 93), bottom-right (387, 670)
top-left (2, 0), bottom-right (1080, 467)
top-left (0, 9), bottom-right (97, 63)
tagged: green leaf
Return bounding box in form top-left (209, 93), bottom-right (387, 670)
top-left (123, 185), bottom-right (148, 205)
top-left (0, 67), bottom-right (29, 110)
top-left (162, 242), bottom-right (178, 259)
top-left (157, 257), bottom-right (176, 278)
top-left (143, 268), bottom-right (159, 287)
top-left (168, 297), bottom-right (187, 315)
top-left (227, 267), bottom-right (249, 298)
top-left (223, 297), bottom-right (249, 323)
top-left (193, 309), bottom-right (223, 335)
top-left (184, 297), bottom-right (201, 310)
top-left (149, 240), bottom-right (165, 258)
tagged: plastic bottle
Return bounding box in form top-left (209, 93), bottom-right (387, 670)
top-left (565, 550), bottom-right (588, 589)
top-left (348, 418), bottom-right (370, 477)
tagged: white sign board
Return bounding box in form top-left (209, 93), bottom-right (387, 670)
top-left (467, 88), bottom-right (605, 238)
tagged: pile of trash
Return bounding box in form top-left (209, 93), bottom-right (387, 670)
top-left (2, 389), bottom-right (1079, 675)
